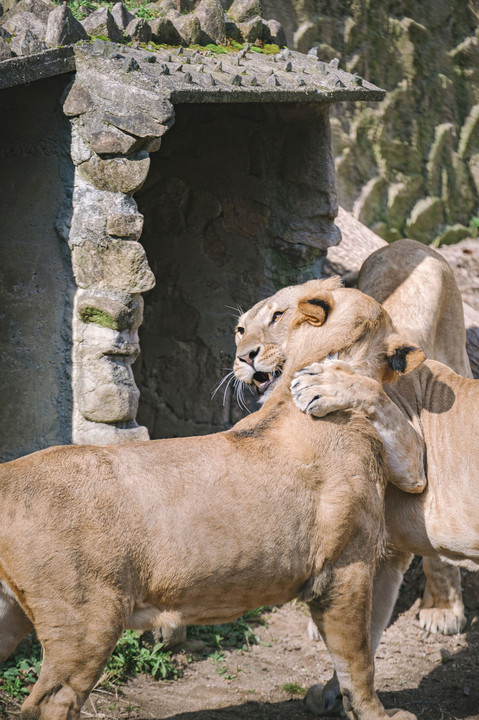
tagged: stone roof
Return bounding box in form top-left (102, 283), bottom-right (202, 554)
top-left (1, 40), bottom-right (385, 104)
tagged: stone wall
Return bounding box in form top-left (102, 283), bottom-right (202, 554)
top-left (259, 0), bottom-right (479, 246)
top-left (134, 102), bottom-right (336, 438)
top-left (0, 74), bottom-right (75, 461)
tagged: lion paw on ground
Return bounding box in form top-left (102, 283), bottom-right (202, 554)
top-left (418, 606), bottom-right (467, 635)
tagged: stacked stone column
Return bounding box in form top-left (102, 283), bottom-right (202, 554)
top-left (63, 44), bottom-right (174, 444)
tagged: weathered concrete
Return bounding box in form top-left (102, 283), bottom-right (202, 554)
top-left (0, 73), bottom-right (75, 461)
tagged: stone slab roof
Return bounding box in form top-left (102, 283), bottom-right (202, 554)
top-left (0, 40), bottom-right (385, 104)
top-left (0, 46), bottom-right (74, 90)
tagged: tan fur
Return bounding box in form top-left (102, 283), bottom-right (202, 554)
top-left (0, 286), bottom-right (418, 720)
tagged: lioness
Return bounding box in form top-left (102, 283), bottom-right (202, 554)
top-left (289, 285), bottom-right (479, 712)
top-left (0, 281), bottom-right (420, 720)
top-left (234, 238), bottom-right (469, 638)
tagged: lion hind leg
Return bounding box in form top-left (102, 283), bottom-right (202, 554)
top-left (419, 556), bottom-right (466, 635)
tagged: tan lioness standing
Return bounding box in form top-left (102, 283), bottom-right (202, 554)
top-left (358, 239), bottom-right (471, 637)
top-left (289, 286), bottom-right (479, 713)
top-left (234, 238), bottom-right (470, 640)
top-left (0, 282), bottom-right (421, 720)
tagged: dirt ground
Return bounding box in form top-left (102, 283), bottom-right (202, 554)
top-left (25, 564), bottom-right (473, 720)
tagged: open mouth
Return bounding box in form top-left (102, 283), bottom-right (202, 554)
top-left (252, 367), bottom-right (283, 395)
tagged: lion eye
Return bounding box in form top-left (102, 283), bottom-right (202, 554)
top-left (271, 311), bottom-right (284, 324)
top-left (236, 326), bottom-right (245, 335)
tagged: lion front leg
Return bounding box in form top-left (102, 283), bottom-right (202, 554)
top-left (291, 361), bottom-right (426, 494)
top-left (306, 561), bottom-right (415, 720)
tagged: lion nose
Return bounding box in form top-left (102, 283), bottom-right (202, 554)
top-left (238, 348), bottom-right (260, 366)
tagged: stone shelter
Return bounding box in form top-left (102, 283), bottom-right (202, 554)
top-left (0, 36), bottom-right (384, 460)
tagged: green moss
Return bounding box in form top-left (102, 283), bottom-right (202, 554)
top-left (89, 34), bottom-right (112, 42)
top-left (79, 307), bottom-right (119, 330)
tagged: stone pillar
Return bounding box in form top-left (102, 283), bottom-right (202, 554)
top-left (63, 43), bottom-right (175, 444)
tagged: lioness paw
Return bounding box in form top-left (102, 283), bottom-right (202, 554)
top-left (418, 606), bottom-right (466, 635)
top-left (291, 363), bottom-right (357, 417)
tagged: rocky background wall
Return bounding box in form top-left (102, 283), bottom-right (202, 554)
top-left (223, 0), bottom-right (479, 246)
top-left (134, 102), bottom-right (336, 437)
top-left (0, 75), bottom-right (75, 461)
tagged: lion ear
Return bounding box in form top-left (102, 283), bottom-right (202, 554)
top-left (294, 291), bottom-right (334, 327)
top-left (384, 334), bottom-right (426, 381)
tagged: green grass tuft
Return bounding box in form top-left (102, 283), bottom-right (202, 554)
top-left (282, 682), bottom-right (307, 696)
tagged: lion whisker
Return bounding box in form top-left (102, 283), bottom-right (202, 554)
top-left (211, 370), bottom-right (235, 399)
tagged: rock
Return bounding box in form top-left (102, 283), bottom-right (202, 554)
top-left (106, 212), bottom-right (144, 240)
top-left (73, 50), bottom-right (175, 126)
top-left (2, 10), bottom-right (47, 40)
top-left (195, 0), bottom-right (226, 44)
top-left (227, 0), bottom-right (262, 23)
top-left (405, 196), bottom-right (445, 242)
top-left (266, 18), bottom-right (286, 47)
top-left (70, 125), bottom-right (93, 165)
top-left (0, 26), bottom-right (12, 38)
top-left (237, 14), bottom-right (263, 43)
top-left (435, 223), bottom-right (471, 246)
top-left (468, 152), bottom-right (479, 196)
top-left (157, 0), bottom-right (176, 12)
top-left (79, 150), bottom-right (151, 194)
top-left (9, 26), bottom-right (47, 55)
top-left (149, 16), bottom-right (181, 44)
top-left (110, 2), bottom-right (134, 31)
top-left (386, 177), bottom-right (422, 230)
top-left (125, 16), bottom-right (152, 42)
top-left (0, 36), bottom-right (12, 59)
top-left (81, 7), bottom-right (124, 42)
top-left (171, 12), bottom-right (203, 45)
top-left (352, 176), bottom-right (387, 227)
top-left (458, 104), bottom-right (479, 158)
top-left (71, 238), bottom-right (156, 293)
top-left (45, 3), bottom-right (87, 47)
top-left (443, 151), bottom-right (476, 225)
top-left (293, 20), bottom-right (315, 52)
top-left (77, 292), bottom-right (144, 331)
top-left (0, 0), bottom-right (20, 16)
top-left (103, 110), bottom-right (171, 139)
top-left (78, 112), bottom-right (140, 155)
top-left (224, 18), bottom-right (242, 42)
top-left (63, 80), bottom-right (95, 117)
top-left (4, 0), bottom-right (52, 23)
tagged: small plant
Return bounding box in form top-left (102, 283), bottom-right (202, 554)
top-left (0, 635), bottom-right (42, 700)
top-left (282, 682), bottom-right (307, 696)
top-left (470, 216), bottom-right (479, 230)
top-left (101, 630), bottom-right (179, 686)
top-left (189, 608), bottom-right (269, 652)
